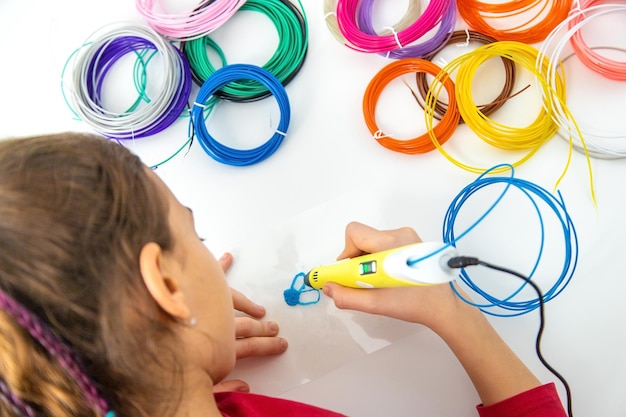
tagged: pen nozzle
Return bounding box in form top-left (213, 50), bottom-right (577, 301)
top-left (303, 270), bottom-right (313, 288)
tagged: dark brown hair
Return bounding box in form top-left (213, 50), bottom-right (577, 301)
top-left (0, 132), bottom-right (181, 416)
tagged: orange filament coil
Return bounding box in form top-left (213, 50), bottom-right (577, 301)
top-left (457, 0), bottom-right (571, 44)
top-left (362, 58), bottom-right (460, 154)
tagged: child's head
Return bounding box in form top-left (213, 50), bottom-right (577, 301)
top-left (0, 132), bottom-right (235, 417)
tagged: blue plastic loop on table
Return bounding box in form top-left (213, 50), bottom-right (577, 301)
top-left (283, 272), bottom-right (320, 306)
top-left (439, 164), bottom-right (578, 317)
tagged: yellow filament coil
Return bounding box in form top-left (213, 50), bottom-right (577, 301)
top-left (424, 40), bottom-right (595, 203)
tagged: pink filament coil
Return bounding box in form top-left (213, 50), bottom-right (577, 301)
top-left (569, 0), bottom-right (626, 81)
top-left (135, 0), bottom-right (246, 41)
top-left (335, 0), bottom-right (452, 53)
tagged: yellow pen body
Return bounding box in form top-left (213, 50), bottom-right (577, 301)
top-left (304, 243), bottom-right (458, 289)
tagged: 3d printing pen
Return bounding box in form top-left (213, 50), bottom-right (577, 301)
top-left (304, 242), bottom-right (459, 289)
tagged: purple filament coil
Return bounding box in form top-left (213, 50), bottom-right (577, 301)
top-left (67, 23), bottom-right (192, 139)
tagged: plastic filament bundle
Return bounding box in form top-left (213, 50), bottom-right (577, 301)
top-left (415, 30), bottom-right (518, 123)
top-left (443, 164), bottom-right (578, 317)
top-left (568, 0), bottom-right (626, 81)
top-left (425, 41), bottom-right (569, 179)
top-left (538, 2), bottom-right (626, 159)
top-left (64, 23), bottom-right (192, 140)
top-left (457, 0), bottom-right (571, 44)
top-left (191, 64), bottom-right (290, 166)
top-left (323, 0), bottom-right (422, 45)
top-left (335, 0), bottom-right (452, 54)
top-left (135, 0), bottom-right (246, 41)
top-left (182, 0), bottom-right (308, 102)
top-left (356, 0), bottom-right (457, 59)
top-left (362, 58), bottom-right (460, 154)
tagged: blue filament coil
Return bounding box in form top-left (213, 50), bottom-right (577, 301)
top-left (191, 63), bottom-right (291, 166)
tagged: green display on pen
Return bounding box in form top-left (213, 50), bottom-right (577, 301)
top-left (359, 260), bottom-right (377, 275)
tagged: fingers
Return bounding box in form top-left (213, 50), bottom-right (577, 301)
top-left (323, 280), bottom-right (462, 327)
top-left (337, 221), bottom-right (422, 260)
top-left (231, 287), bottom-right (266, 318)
top-left (322, 282), bottom-right (389, 315)
top-left (219, 252), bottom-right (234, 272)
top-left (234, 317), bottom-right (288, 359)
top-left (235, 316), bottom-right (279, 338)
top-left (337, 222), bottom-right (377, 260)
top-left (213, 379), bottom-right (250, 393)
top-left (323, 282), bottom-right (425, 324)
top-left (236, 335), bottom-right (288, 359)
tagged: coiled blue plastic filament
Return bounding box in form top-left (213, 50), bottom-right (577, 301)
top-left (441, 164), bottom-right (578, 317)
top-left (191, 63), bottom-right (291, 166)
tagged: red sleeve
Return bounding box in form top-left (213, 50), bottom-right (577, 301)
top-left (215, 391), bottom-right (347, 417)
top-left (476, 383), bottom-right (567, 417)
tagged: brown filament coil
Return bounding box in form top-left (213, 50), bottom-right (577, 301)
top-left (415, 30), bottom-right (517, 124)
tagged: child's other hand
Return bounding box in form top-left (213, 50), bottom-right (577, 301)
top-left (219, 253), bottom-right (288, 359)
top-left (230, 287), bottom-right (288, 359)
top-left (213, 253), bottom-right (288, 393)
top-left (213, 288), bottom-right (287, 394)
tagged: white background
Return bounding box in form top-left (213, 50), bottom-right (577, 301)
top-left (1, 1), bottom-right (626, 416)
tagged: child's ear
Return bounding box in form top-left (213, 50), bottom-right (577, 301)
top-left (139, 242), bottom-right (191, 321)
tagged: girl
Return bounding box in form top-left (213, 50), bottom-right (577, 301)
top-left (0, 132), bottom-right (566, 416)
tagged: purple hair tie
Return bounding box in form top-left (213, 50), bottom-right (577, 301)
top-left (0, 288), bottom-right (111, 415)
top-left (0, 379), bottom-right (35, 417)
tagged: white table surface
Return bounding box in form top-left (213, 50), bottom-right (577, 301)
top-left (1, 1), bottom-right (625, 416)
